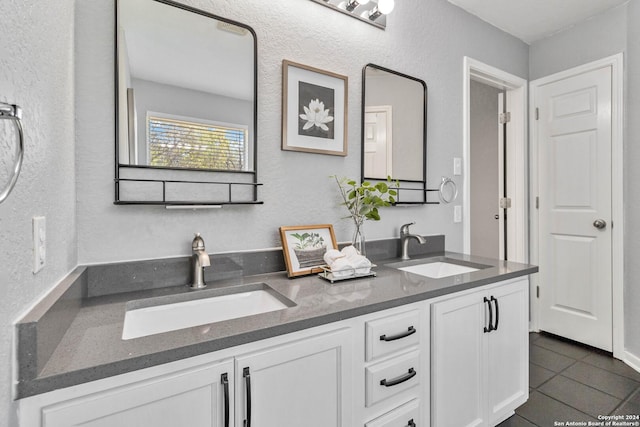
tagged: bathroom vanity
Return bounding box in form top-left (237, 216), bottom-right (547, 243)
top-left (16, 252), bottom-right (536, 427)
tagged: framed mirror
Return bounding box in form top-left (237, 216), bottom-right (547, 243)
top-left (361, 64), bottom-right (428, 204)
top-left (115, 0), bottom-right (260, 205)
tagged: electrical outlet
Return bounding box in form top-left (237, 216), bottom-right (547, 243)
top-left (453, 205), bottom-right (462, 223)
top-left (33, 216), bottom-right (46, 274)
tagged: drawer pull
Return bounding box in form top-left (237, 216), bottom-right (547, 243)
top-left (379, 367), bottom-right (416, 387)
top-left (221, 373), bottom-right (230, 427)
top-left (408, 420), bottom-right (416, 427)
top-left (379, 326), bottom-right (416, 342)
top-left (243, 367), bottom-right (252, 427)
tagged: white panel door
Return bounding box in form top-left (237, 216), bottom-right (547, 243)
top-left (234, 328), bottom-right (352, 427)
top-left (537, 65), bottom-right (612, 351)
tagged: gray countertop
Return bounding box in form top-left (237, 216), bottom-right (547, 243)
top-left (16, 252), bottom-right (537, 399)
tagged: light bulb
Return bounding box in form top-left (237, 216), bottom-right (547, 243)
top-left (377, 0), bottom-right (395, 14)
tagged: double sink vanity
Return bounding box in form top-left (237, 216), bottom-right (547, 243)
top-left (16, 243), bottom-right (537, 427)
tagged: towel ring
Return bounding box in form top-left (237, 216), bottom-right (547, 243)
top-left (0, 102), bottom-right (24, 204)
top-left (439, 176), bottom-right (457, 204)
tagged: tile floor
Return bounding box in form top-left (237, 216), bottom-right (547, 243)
top-left (499, 332), bottom-right (640, 426)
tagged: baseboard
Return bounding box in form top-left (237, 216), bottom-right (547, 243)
top-left (624, 350), bottom-right (640, 374)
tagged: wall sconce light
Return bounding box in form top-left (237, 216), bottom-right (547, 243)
top-left (310, 0), bottom-right (395, 30)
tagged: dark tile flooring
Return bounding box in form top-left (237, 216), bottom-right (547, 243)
top-left (499, 332), bottom-right (640, 426)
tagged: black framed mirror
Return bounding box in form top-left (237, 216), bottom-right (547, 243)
top-left (114, 0), bottom-right (260, 205)
top-left (361, 64), bottom-right (428, 204)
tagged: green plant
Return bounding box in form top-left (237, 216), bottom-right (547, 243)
top-left (332, 176), bottom-right (399, 224)
top-left (291, 232), bottom-right (325, 250)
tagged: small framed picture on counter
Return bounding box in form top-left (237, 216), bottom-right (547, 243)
top-left (279, 224), bottom-right (338, 277)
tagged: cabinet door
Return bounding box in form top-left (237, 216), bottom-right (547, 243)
top-left (487, 279), bottom-right (529, 425)
top-left (431, 290), bottom-right (487, 427)
top-left (235, 328), bottom-right (352, 427)
top-left (40, 359), bottom-right (234, 427)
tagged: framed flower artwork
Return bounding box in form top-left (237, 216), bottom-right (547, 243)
top-left (279, 224), bottom-right (338, 277)
top-left (282, 60), bottom-right (348, 156)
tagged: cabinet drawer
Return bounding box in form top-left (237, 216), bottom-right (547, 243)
top-left (365, 350), bottom-right (420, 407)
top-left (366, 309), bottom-right (421, 361)
top-left (365, 398), bottom-right (420, 427)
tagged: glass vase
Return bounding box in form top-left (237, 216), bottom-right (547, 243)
top-left (351, 218), bottom-right (366, 256)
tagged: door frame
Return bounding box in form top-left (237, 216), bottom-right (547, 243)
top-left (529, 53), bottom-right (624, 359)
top-left (463, 57), bottom-right (529, 264)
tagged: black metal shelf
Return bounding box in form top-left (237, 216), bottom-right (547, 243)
top-left (114, 178), bottom-right (263, 206)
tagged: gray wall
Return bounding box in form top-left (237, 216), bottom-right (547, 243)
top-left (529, 4), bottom-right (627, 80)
top-left (130, 78), bottom-right (253, 166)
top-left (75, 0), bottom-right (528, 264)
top-left (529, 2), bottom-right (640, 358)
top-left (470, 81), bottom-right (500, 259)
top-left (0, 1), bottom-right (77, 426)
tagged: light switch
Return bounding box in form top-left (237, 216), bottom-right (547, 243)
top-left (453, 158), bottom-right (462, 176)
top-left (33, 216), bottom-right (46, 274)
top-left (453, 205), bottom-right (462, 223)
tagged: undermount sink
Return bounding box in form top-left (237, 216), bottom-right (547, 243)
top-left (397, 262), bottom-right (479, 278)
top-left (387, 257), bottom-right (490, 279)
top-left (122, 283), bottom-right (295, 340)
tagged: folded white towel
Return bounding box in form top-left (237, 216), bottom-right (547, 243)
top-left (350, 255), bottom-right (372, 274)
top-left (323, 249), bottom-right (345, 266)
top-left (341, 245), bottom-right (360, 259)
top-left (330, 258), bottom-right (353, 278)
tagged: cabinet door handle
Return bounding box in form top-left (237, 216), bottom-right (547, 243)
top-left (408, 420), bottom-right (416, 427)
top-left (491, 296), bottom-right (499, 331)
top-left (484, 297), bottom-right (493, 333)
top-left (221, 373), bottom-right (230, 427)
top-left (243, 367), bottom-right (251, 427)
top-left (379, 367), bottom-right (416, 387)
top-left (379, 326), bottom-right (416, 342)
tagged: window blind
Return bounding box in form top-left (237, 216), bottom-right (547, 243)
top-left (148, 116), bottom-right (248, 171)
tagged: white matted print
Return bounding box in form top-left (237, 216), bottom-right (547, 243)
top-left (282, 60), bottom-right (348, 156)
top-left (279, 224), bottom-right (338, 277)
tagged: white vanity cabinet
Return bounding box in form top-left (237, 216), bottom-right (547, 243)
top-left (19, 358), bottom-right (235, 427)
top-left (18, 325), bottom-right (353, 427)
top-left (234, 327), bottom-right (352, 427)
top-left (431, 278), bottom-right (529, 427)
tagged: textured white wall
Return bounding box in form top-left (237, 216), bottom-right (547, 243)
top-left (76, 0), bottom-right (528, 264)
top-left (0, 1), bottom-right (77, 425)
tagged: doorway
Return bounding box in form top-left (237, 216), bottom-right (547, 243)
top-left (530, 54), bottom-right (624, 357)
top-left (469, 81), bottom-right (505, 260)
top-left (463, 57), bottom-right (528, 264)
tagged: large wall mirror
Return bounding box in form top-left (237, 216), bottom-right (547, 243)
top-left (115, 0), bottom-right (259, 205)
top-left (362, 64), bottom-right (428, 204)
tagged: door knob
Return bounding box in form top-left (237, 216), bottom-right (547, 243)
top-left (593, 219), bottom-right (607, 229)
top-left (494, 214), bottom-right (499, 220)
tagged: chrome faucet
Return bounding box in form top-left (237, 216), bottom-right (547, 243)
top-left (400, 222), bottom-right (427, 260)
top-left (190, 233), bottom-right (211, 289)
